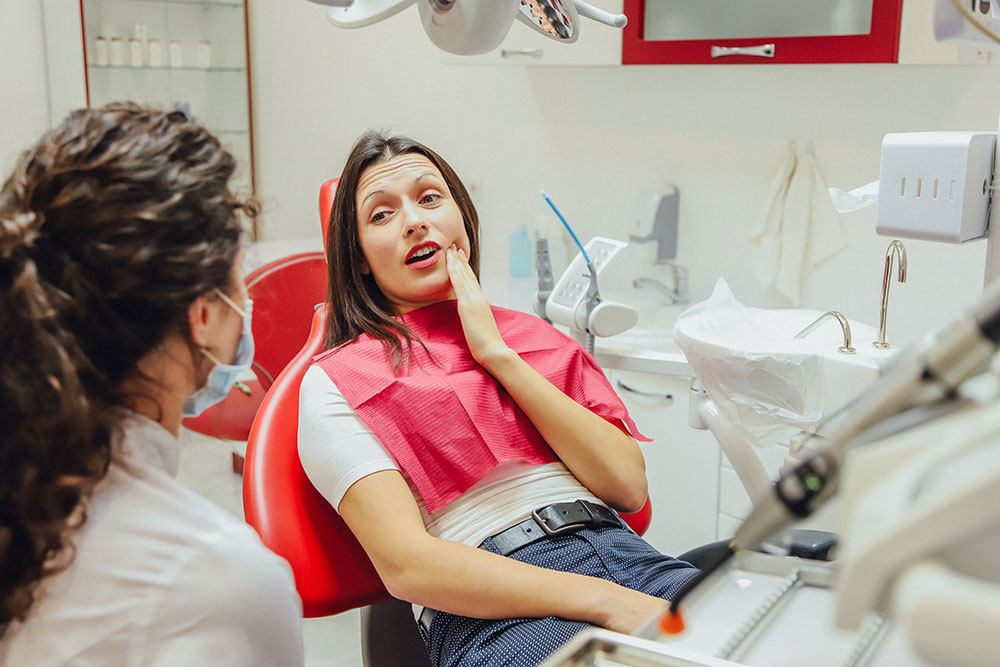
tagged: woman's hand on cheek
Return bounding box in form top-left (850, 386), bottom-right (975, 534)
top-left (446, 245), bottom-right (512, 368)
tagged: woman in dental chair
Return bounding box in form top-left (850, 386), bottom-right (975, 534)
top-left (298, 131), bottom-right (698, 667)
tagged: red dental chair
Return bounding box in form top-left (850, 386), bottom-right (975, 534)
top-left (243, 303), bottom-right (654, 665)
top-left (242, 178), bottom-right (654, 665)
top-left (182, 250), bottom-right (327, 471)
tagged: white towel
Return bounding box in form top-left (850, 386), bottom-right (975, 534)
top-left (749, 145), bottom-right (846, 305)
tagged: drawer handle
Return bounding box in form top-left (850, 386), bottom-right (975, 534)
top-left (711, 43), bottom-right (775, 59)
top-left (501, 48), bottom-right (543, 58)
top-left (616, 380), bottom-right (673, 404)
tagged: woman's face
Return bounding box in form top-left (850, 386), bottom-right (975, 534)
top-left (355, 153), bottom-right (471, 314)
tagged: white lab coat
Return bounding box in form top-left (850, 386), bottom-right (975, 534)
top-left (0, 411), bottom-right (304, 667)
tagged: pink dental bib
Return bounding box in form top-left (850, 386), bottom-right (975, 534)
top-left (313, 300), bottom-right (648, 513)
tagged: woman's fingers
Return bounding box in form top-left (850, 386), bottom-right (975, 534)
top-left (446, 244), bottom-right (509, 365)
top-left (447, 245), bottom-right (482, 302)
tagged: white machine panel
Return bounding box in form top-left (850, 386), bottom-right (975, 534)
top-left (546, 236), bottom-right (628, 328)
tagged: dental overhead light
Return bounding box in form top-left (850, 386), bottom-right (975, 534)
top-left (304, 0), bottom-right (627, 55)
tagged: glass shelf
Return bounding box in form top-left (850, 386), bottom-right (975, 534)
top-left (79, 0), bottom-right (255, 234)
top-left (117, 0), bottom-right (243, 8)
top-left (88, 64), bottom-right (246, 72)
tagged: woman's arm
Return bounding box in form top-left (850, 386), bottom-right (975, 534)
top-left (445, 246), bottom-right (647, 512)
top-left (339, 470), bottom-right (666, 633)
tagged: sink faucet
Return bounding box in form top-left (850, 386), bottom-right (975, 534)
top-left (873, 240), bottom-right (907, 349)
top-left (795, 311), bottom-right (855, 354)
top-left (634, 265), bottom-right (689, 305)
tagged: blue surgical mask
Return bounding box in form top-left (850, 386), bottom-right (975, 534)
top-left (183, 289), bottom-right (255, 418)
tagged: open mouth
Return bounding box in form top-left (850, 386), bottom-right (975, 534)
top-left (405, 244), bottom-right (439, 265)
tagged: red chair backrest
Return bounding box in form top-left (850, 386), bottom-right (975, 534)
top-left (319, 178), bottom-right (339, 252)
top-left (244, 305), bottom-right (391, 617)
top-left (246, 252), bottom-right (327, 389)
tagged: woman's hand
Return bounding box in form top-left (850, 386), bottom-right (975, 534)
top-left (446, 244), bottom-right (513, 368)
top-left (595, 586), bottom-right (670, 635)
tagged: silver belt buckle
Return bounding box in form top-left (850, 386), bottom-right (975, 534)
top-left (531, 501), bottom-right (594, 537)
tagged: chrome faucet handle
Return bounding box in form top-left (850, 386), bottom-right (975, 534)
top-left (874, 240), bottom-right (907, 349)
top-left (794, 311), bottom-right (855, 354)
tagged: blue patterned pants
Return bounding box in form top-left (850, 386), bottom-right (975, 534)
top-left (419, 526), bottom-right (699, 667)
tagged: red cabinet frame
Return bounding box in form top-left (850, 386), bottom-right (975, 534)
top-left (622, 0), bottom-right (904, 64)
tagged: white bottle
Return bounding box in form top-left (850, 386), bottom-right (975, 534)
top-left (109, 37), bottom-right (125, 66)
top-left (197, 40), bottom-right (211, 69)
top-left (129, 38), bottom-right (143, 67)
top-left (169, 40), bottom-right (183, 68)
top-left (148, 39), bottom-right (162, 68)
top-left (95, 36), bottom-right (109, 66)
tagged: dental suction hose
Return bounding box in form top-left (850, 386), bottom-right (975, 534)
top-left (668, 278), bottom-right (1000, 615)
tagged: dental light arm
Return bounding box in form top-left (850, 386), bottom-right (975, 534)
top-left (669, 276), bottom-right (1000, 613)
top-left (572, 1), bottom-right (627, 28)
top-left (306, 1), bottom-right (626, 56)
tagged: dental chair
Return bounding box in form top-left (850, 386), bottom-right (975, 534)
top-left (244, 304), bottom-right (659, 666)
top-left (182, 250), bottom-right (327, 471)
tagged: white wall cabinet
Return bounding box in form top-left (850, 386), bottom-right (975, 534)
top-left (442, 0), bottom-right (622, 66)
top-left (608, 369), bottom-right (721, 557)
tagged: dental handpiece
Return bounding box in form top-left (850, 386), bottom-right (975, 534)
top-left (584, 261), bottom-right (600, 356)
top-left (668, 277), bottom-right (1000, 614)
top-left (534, 238), bottom-right (554, 324)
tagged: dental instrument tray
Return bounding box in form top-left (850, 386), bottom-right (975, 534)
top-left (540, 551), bottom-right (927, 667)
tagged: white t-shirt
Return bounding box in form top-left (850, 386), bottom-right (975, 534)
top-left (297, 365), bottom-right (603, 550)
top-left (0, 411), bottom-right (304, 667)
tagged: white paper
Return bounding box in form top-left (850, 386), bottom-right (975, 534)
top-left (828, 181), bottom-right (879, 214)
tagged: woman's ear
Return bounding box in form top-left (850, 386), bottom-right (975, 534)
top-left (187, 294), bottom-right (213, 347)
top-left (359, 258), bottom-right (371, 275)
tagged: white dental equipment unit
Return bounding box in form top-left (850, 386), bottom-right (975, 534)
top-left (534, 192), bottom-right (638, 354)
top-left (303, 0), bottom-right (627, 55)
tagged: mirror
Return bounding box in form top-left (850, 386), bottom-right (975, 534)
top-left (644, 0), bottom-right (874, 41)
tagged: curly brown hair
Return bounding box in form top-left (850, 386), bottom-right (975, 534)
top-left (323, 131), bottom-right (480, 370)
top-left (0, 102), bottom-right (255, 636)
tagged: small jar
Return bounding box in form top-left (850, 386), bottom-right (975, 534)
top-left (197, 40), bottom-right (211, 69)
top-left (169, 40), bottom-right (183, 68)
top-left (109, 37), bottom-right (125, 67)
top-left (94, 36), bottom-right (109, 66)
top-left (147, 39), bottom-right (162, 68)
top-left (129, 38), bottom-right (144, 67)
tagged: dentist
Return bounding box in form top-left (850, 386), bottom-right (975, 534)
top-left (0, 103), bottom-right (304, 666)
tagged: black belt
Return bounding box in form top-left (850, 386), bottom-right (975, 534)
top-left (482, 500), bottom-right (624, 557)
top-left (419, 501), bottom-right (625, 634)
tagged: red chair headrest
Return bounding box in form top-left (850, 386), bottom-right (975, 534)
top-left (319, 178), bottom-right (339, 253)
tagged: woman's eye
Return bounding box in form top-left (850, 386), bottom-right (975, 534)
top-left (371, 210), bottom-right (390, 223)
top-left (420, 193), bottom-right (441, 205)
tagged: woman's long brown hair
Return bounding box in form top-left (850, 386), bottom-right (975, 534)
top-left (323, 131), bottom-right (480, 370)
top-left (0, 102), bottom-right (254, 635)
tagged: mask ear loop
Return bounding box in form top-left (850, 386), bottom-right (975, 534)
top-left (197, 288), bottom-right (249, 365)
top-left (213, 287), bottom-right (247, 319)
top-left (200, 348), bottom-right (225, 366)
